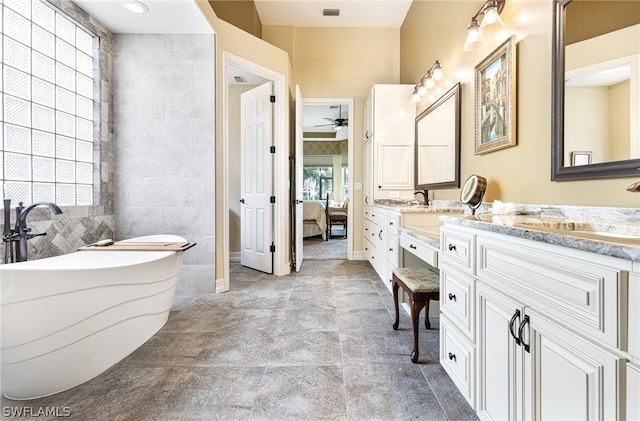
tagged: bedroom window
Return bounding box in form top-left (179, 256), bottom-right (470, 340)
top-left (303, 167), bottom-right (332, 201)
top-left (1, 0), bottom-right (98, 206)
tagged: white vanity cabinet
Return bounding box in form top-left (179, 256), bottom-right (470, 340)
top-left (363, 206), bottom-right (401, 293)
top-left (440, 223), bottom-right (634, 420)
top-left (362, 84), bottom-right (415, 203)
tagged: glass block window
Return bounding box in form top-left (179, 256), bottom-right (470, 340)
top-left (1, 0), bottom-right (97, 206)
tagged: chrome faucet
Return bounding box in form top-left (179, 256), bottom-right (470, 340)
top-left (3, 200), bottom-right (63, 263)
top-left (414, 189), bottom-right (429, 205)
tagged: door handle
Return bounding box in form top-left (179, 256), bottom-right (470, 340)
top-left (509, 309), bottom-right (521, 345)
top-left (296, 200), bottom-right (303, 204)
top-left (518, 315), bottom-right (530, 353)
top-left (240, 199), bottom-right (245, 204)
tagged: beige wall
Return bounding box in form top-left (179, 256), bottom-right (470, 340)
top-left (197, 3), bottom-right (293, 280)
top-left (208, 1), bottom-right (262, 38)
top-left (400, 0), bottom-right (640, 208)
top-left (264, 26), bottom-right (401, 253)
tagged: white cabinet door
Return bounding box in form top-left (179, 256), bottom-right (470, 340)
top-left (372, 84), bottom-right (415, 143)
top-left (628, 363), bottom-right (640, 421)
top-left (476, 281), bottom-right (523, 421)
top-left (526, 309), bottom-right (623, 421)
top-left (376, 143), bottom-right (414, 190)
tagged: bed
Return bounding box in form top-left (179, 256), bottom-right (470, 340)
top-left (303, 199), bottom-right (327, 239)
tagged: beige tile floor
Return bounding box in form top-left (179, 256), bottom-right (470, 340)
top-left (1, 260), bottom-right (478, 421)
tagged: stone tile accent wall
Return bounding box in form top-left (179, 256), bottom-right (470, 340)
top-left (113, 34), bottom-right (215, 294)
top-left (1, 0), bottom-right (115, 264)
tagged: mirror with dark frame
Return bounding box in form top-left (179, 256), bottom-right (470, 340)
top-left (552, 0), bottom-right (640, 181)
top-left (415, 83), bottom-right (461, 191)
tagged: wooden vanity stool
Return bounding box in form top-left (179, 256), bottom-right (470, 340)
top-left (391, 267), bottom-right (440, 363)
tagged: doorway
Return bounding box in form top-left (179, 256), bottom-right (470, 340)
top-left (221, 53), bottom-right (288, 291)
top-left (300, 99), bottom-right (354, 261)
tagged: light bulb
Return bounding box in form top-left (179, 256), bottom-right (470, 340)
top-left (425, 75), bottom-right (435, 90)
top-left (417, 82), bottom-right (427, 96)
top-left (463, 17), bottom-right (486, 52)
top-left (480, 3), bottom-right (505, 36)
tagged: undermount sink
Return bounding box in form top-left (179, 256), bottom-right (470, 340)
top-left (513, 220), bottom-right (640, 240)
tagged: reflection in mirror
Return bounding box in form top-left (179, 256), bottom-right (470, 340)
top-left (415, 83), bottom-right (461, 190)
top-left (552, 0), bottom-right (640, 180)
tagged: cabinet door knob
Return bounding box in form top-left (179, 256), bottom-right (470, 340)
top-left (409, 244), bottom-right (417, 249)
top-left (448, 244), bottom-right (456, 251)
top-left (448, 352), bottom-right (456, 361)
top-left (509, 309), bottom-right (521, 345)
top-left (518, 315), bottom-right (531, 353)
top-left (448, 293), bottom-right (456, 301)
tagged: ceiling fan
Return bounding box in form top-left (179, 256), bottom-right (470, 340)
top-left (314, 105), bottom-right (348, 132)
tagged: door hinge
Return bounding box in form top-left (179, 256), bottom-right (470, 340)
top-left (270, 196), bottom-right (276, 203)
top-left (270, 95), bottom-right (276, 103)
top-left (270, 146), bottom-right (276, 153)
top-left (270, 243), bottom-right (276, 253)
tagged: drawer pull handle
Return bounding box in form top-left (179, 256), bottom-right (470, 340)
top-left (379, 230), bottom-right (383, 240)
top-left (409, 244), bottom-right (417, 249)
top-left (509, 309), bottom-right (521, 345)
top-left (518, 315), bottom-right (530, 353)
top-left (448, 352), bottom-right (456, 361)
top-left (448, 244), bottom-right (456, 251)
top-left (448, 293), bottom-right (456, 301)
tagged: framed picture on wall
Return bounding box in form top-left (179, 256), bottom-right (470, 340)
top-left (474, 35), bottom-right (517, 155)
top-left (571, 151), bottom-right (592, 166)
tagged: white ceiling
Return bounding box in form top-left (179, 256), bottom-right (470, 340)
top-left (254, 0), bottom-right (413, 28)
top-left (71, 0), bottom-right (413, 34)
top-left (71, 0), bottom-right (214, 33)
top-left (303, 104), bottom-right (349, 140)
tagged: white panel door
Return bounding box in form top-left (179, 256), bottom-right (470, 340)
top-left (476, 282), bottom-right (523, 421)
top-left (240, 82), bottom-right (273, 273)
top-left (527, 309), bottom-right (622, 421)
top-left (294, 85), bottom-right (304, 272)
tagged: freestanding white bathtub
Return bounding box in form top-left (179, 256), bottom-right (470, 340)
top-left (0, 235), bottom-right (187, 400)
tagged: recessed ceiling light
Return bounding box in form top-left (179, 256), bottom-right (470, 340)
top-left (122, 0), bottom-right (148, 14)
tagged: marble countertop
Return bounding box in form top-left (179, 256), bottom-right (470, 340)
top-left (440, 214), bottom-right (640, 262)
top-left (372, 200), bottom-right (465, 214)
top-left (398, 226), bottom-right (440, 249)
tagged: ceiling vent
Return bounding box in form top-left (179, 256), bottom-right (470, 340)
top-left (322, 9), bottom-right (340, 17)
top-left (233, 75), bottom-right (247, 83)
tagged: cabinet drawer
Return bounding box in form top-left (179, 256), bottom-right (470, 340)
top-left (363, 206), bottom-right (373, 222)
top-left (363, 219), bottom-right (376, 243)
top-left (478, 234), bottom-right (623, 348)
top-left (440, 228), bottom-right (475, 274)
top-left (363, 237), bottom-right (376, 264)
top-left (440, 263), bottom-right (474, 341)
top-left (387, 213), bottom-right (401, 236)
top-left (370, 208), bottom-right (387, 227)
top-left (401, 233), bottom-right (438, 267)
top-left (440, 314), bottom-right (475, 408)
top-left (388, 235), bottom-right (400, 268)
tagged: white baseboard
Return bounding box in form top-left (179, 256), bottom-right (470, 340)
top-left (216, 277), bottom-right (229, 293)
top-left (352, 251), bottom-right (367, 260)
top-left (229, 252), bottom-right (240, 263)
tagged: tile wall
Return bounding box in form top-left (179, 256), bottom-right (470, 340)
top-left (113, 34), bottom-right (216, 294)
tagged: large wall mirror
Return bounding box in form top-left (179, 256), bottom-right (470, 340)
top-left (415, 83), bottom-right (461, 190)
top-left (552, 0), bottom-right (640, 180)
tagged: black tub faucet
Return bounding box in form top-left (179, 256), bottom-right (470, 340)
top-left (3, 200), bottom-right (63, 263)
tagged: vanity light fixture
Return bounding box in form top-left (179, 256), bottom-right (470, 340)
top-left (462, 0), bottom-right (506, 52)
top-left (122, 0), bottom-right (149, 14)
top-left (411, 60), bottom-right (447, 104)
